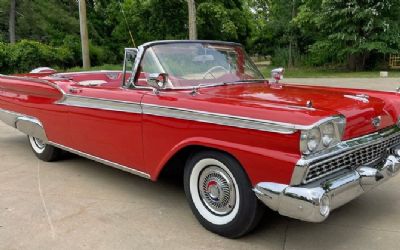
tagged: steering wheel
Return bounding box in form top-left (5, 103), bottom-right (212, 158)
top-left (202, 66), bottom-right (230, 79)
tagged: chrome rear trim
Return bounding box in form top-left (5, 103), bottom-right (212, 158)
top-left (16, 116), bottom-right (48, 141)
top-left (0, 108), bottom-right (48, 141)
top-left (48, 142), bottom-right (151, 179)
top-left (0, 108), bottom-right (19, 127)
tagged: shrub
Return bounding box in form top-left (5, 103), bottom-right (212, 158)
top-left (0, 40), bottom-right (75, 74)
top-left (0, 42), bottom-right (11, 74)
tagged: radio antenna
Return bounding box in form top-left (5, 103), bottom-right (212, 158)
top-left (118, 0), bottom-right (136, 47)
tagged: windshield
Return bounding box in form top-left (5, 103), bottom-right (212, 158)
top-left (143, 42), bottom-right (264, 88)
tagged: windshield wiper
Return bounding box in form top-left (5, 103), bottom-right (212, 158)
top-left (173, 79), bottom-right (267, 91)
top-left (222, 79), bottom-right (267, 85)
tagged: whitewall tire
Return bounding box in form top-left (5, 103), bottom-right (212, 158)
top-left (28, 135), bottom-right (62, 162)
top-left (184, 150), bottom-right (264, 238)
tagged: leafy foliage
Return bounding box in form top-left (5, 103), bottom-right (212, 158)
top-left (0, 0), bottom-right (400, 72)
top-left (295, 0), bottom-right (400, 70)
top-left (0, 40), bottom-right (74, 74)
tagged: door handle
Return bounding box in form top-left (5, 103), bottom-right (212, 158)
top-left (68, 87), bottom-right (82, 94)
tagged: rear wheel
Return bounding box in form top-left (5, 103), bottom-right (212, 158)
top-left (28, 135), bottom-right (62, 162)
top-left (184, 151), bottom-right (264, 238)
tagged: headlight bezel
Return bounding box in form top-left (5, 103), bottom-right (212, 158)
top-left (300, 116), bottom-right (346, 155)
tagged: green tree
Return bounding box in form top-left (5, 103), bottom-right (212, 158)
top-left (197, 0), bottom-right (250, 43)
top-left (246, 0), bottom-right (303, 67)
top-left (297, 0), bottom-right (400, 70)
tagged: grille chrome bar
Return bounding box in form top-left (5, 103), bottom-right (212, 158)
top-left (305, 133), bottom-right (400, 183)
top-left (291, 126), bottom-right (400, 185)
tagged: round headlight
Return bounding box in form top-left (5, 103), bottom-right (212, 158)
top-left (319, 195), bottom-right (330, 217)
top-left (307, 128), bottom-right (321, 152)
top-left (321, 122), bottom-right (335, 147)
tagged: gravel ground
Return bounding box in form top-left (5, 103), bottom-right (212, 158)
top-left (1, 78), bottom-right (400, 250)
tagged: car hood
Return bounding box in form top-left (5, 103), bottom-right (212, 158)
top-left (197, 83), bottom-right (397, 140)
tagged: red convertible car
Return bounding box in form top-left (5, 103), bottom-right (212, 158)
top-left (0, 40), bottom-right (400, 238)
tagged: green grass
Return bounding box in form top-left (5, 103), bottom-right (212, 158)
top-left (64, 64), bottom-right (122, 72)
top-left (259, 66), bottom-right (400, 78)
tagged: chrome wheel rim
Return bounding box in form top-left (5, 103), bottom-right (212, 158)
top-left (198, 166), bottom-right (236, 215)
top-left (29, 136), bottom-right (46, 154)
top-left (33, 138), bottom-right (45, 149)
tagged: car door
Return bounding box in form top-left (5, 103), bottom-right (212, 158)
top-left (61, 82), bottom-right (148, 174)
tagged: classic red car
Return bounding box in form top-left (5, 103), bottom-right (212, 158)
top-left (1, 40), bottom-right (399, 238)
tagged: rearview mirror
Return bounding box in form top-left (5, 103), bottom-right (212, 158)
top-left (193, 55), bottom-right (215, 63)
top-left (147, 73), bottom-right (169, 90)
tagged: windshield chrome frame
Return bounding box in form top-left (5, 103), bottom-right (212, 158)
top-left (126, 40), bottom-right (265, 90)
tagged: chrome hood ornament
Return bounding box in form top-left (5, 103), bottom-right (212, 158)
top-left (271, 68), bottom-right (285, 84)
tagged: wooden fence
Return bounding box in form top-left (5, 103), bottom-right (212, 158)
top-left (389, 54), bottom-right (400, 69)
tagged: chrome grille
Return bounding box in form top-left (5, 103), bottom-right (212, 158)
top-left (305, 133), bottom-right (400, 183)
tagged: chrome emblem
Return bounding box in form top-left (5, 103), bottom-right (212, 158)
top-left (372, 116), bottom-right (382, 128)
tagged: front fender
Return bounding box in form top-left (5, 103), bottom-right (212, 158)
top-left (151, 136), bottom-right (300, 185)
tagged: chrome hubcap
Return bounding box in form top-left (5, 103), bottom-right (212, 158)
top-left (33, 137), bottom-right (45, 150)
top-left (198, 166), bottom-right (236, 215)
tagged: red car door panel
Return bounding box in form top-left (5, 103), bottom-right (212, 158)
top-left (64, 85), bottom-right (147, 172)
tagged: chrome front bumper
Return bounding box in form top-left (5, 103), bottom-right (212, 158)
top-left (254, 153), bottom-right (400, 222)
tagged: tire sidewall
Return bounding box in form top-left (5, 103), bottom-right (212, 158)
top-left (184, 150), bottom-right (261, 237)
top-left (28, 135), bottom-right (60, 162)
top-left (189, 157), bottom-right (240, 225)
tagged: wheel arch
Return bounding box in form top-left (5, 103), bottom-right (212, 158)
top-left (151, 137), bottom-right (247, 181)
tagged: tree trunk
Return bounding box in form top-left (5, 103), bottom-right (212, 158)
top-left (288, 0), bottom-right (296, 68)
top-left (79, 0), bottom-right (91, 69)
top-left (288, 41), bottom-right (293, 68)
top-left (347, 53), bottom-right (366, 71)
top-left (9, 0), bottom-right (16, 44)
top-left (187, 0), bottom-right (197, 40)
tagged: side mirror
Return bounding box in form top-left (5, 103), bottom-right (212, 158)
top-left (147, 73), bottom-right (169, 90)
top-left (271, 68), bottom-right (285, 83)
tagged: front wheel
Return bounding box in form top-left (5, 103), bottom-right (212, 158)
top-left (184, 151), bottom-right (264, 238)
top-left (28, 135), bottom-right (62, 162)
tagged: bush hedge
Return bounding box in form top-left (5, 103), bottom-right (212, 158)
top-left (0, 40), bottom-right (117, 74)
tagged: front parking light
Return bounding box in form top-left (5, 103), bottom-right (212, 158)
top-left (319, 195), bottom-right (330, 217)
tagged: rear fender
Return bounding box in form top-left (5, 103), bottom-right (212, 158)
top-left (0, 74), bottom-right (64, 101)
top-left (0, 109), bottom-right (47, 141)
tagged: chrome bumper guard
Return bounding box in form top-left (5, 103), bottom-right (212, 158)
top-left (254, 152), bottom-right (400, 222)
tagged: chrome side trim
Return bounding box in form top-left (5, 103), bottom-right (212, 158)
top-left (57, 96), bottom-right (343, 134)
top-left (290, 125), bottom-right (400, 185)
top-left (0, 109), bottom-right (150, 179)
top-left (0, 108), bottom-right (48, 141)
top-left (57, 94), bottom-right (142, 114)
top-left (48, 142), bottom-right (151, 179)
top-left (142, 104), bottom-right (298, 134)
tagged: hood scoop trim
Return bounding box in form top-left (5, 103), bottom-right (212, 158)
top-left (344, 94), bottom-right (370, 103)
